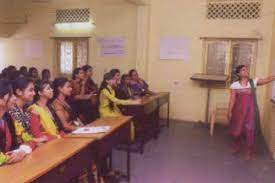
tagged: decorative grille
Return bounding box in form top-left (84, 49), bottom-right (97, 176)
top-left (56, 8), bottom-right (90, 23)
top-left (207, 1), bottom-right (261, 19)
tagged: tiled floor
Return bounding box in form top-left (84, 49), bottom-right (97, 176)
top-left (113, 121), bottom-right (275, 183)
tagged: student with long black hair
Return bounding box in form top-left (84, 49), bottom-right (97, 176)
top-left (99, 72), bottom-right (139, 117)
top-left (28, 80), bottom-right (63, 139)
top-left (71, 67), bottom-right (96, 124)
top-left (99, 72), bottom-right (139, 182)
top-left (0, 80), bottom-right (35, 166)
top-left (29, 67), bottom-right (40, 81)
top-left (51, 77), bottom-right (80, 132)
top-left (41, 69), bottom-right (51, 83)
top-left (19, 66), bottom-right (28, 77)
top-left (129, 69), bottom-right (154, 96)
top-left (82, 65), bottom-right (98, 94)
top-left (116, 74), bottom-right (134, 100)
top-left (110, 68), bottom-right (121, 87)
top-left (9, 77), bottom-right (48, 144)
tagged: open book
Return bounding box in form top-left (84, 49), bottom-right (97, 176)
top-left (72, 126), bottom-right (111, 134)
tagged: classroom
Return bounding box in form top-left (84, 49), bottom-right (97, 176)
top-left (1, 0), bottom-right (275, 183)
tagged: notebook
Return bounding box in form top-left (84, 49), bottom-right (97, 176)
top-left (72, 126), bottom-right (111, 134)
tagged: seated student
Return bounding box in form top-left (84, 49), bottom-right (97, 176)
top-left (99, 72), bottom-right (140, 118)
top-left (5, 68), bottom-right (18, 81)
top-left (28, 80), bottom-right (63, 139)
top-left (19, 66), bottom-right (28, 77)
top-left (71, 68), bottom-right (95, 124)
top-left (116, 74), bottom-right (133, 100)
top-left (28, 67), bottom-right (40, 81)
top-left (41, 69), bottom-right (52, 83)
top-left (0, 80), bottom-right (35, 166)
top-left (99, 73), bottom-right (140, 182)
top-left (9, 77), bottom-right (49, 144)
top-left (51, 77), bottom-right (80, 132)
top-left (110, 69), bottom-right (121, 87)
top-left (82, 65), bottom-right (98, 94)
top-left (7, 65), bottom-right (17, 73)
top-left (71, 68), bottom-right (93, 100)
top-left (129, 69), bottom-right (154, 96)
top-left (82, 65), bottom-right (99, 120)
top-left (0, 68), bottom-right (8, 79)
top-left (9, 71), bottom-right (24, 81)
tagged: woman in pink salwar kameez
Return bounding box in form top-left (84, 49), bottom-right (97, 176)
top-left (228, 65), bottom-right (275, 160)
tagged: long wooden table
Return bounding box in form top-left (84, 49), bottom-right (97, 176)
top-left (0, 138), bottom-right (95, 183)
top-left (66, 116), bottom-right (132, 182)
top-left (0, 116), bottom-right (133, 183)
top-left (122, 92), bottom-right (170, 153)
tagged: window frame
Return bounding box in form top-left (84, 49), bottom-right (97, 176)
top-left (202, 38), bottom-right (258, 86)
top-left (55, 37), bottom-right (89, 77)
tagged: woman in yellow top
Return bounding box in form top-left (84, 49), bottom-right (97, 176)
top-left (99, 72), bottom-right (140, 117)
top-left (28, 80), bottom-right (63, 139)
top-left (99, 72), bottom-right (140, 182)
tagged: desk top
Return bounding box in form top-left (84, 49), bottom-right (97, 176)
top-left (135, 92), bottom-right (170, 106)
top-left (66, 116), bottom-right (133, 140)
top-left (0, 138), bottom-right (94, 183)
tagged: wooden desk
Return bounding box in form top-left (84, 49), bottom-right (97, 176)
top-left (191, 74), bottom-right (228, 122)
top-left (122, 92), bottom-right (170, 154)
top-left (0, 138), bottom-right (95, 183)
top-left (66, 116), bottom-right (132, 182)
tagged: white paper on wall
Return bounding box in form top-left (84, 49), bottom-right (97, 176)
top-left (97, 37), bottom-right (125, 57)
top-left (24, 40), bottom-right (44, 58)
top-left (160, 37), bottom-right (190, 61)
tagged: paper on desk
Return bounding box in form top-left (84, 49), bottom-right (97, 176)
top-left (72, 126), bottom-right (111, 134)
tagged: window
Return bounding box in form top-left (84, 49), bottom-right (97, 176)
top-left (205, 41), bottom-right (227, 75)
top-left (203, 39), bottom-right (258, 83)
top-left (60, 41), bottom-right (73, 74)
top-left (56, 38), bottom-right (89, 76)
top-left (231, 42), bottom-right (255, 81)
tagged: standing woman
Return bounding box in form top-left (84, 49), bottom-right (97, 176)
top-left (51, 77), bottom-right (79, 132)
top-left (228, 65), bottom-right (275, 160)
top-left (28, 80), bottom-right (63, 139)
top-left (9, 77), bottom-right (48, 144)
top-left (0, 80), bottom-right (35, 166)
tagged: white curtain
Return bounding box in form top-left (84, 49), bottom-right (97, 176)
top-left (60, 41), bottom-right (73, 74)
